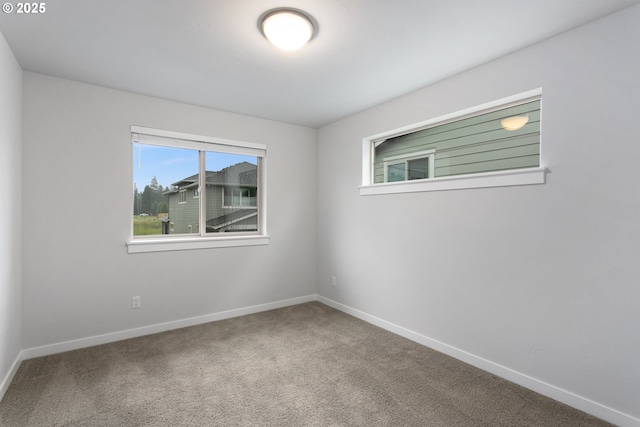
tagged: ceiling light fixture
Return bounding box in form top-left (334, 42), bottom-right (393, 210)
top-left (501, 115), bottom-right (529, 131)
top-left (258, 8), bottom-right (318, 51)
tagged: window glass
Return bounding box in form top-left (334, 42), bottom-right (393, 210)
top-left (132, 130), bottom-right (265, 241)
top-left (373, 99), bottom-right (540, 184)
top-left (387, 163), bottom-right (406, 182)
top-left (133, 145), bottom-right (198, 236)
top-left (204, 152), bottom-right (258, 234)
top-left (408, 158), bottom-right (429, 180)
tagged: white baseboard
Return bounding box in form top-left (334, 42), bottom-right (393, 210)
top-left (0, 351), bottom-right (23, 402)
top-left (22, 295), bottom-right (317, 360)
top-left (317, 296), bottom-right (640, 427)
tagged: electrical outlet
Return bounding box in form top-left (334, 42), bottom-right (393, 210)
top-left (331, 276), bottom-right (337, 287)
top-left (132, 296), bottom-right (141, 309)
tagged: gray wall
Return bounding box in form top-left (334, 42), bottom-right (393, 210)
top-left (22, 73), bottom-right (317, 349)
top-left (0, 30), bottom-right (22, 396)
top-left (317, 4), bottom-right (640, 422)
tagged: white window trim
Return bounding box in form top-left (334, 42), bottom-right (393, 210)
top-left (178, 189), bottom-right (187, 204)
top-left (361, 88), bottom-right (546, 195)
top-left (127, 235), bottom-right (270, 253)
top-left (128, 126), bottom-right (269, 253)
top-left (360, 166), bottom-right (546, 195)
top-left (383, 149), bottom-right (435, 182)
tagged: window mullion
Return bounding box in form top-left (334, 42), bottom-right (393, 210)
top-left (199, 150), bottom-right (206, 236)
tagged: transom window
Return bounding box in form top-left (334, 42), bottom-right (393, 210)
top-left (361, 89), bottom-right (546, 195)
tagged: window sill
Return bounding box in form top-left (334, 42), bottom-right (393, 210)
top-left (127, 234), bottom-right (270, 254)
top-left (359, 167), bottom-right (547, 196)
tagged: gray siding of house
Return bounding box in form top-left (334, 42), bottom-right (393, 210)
top-left (205, 185), bottom-right (224, 221)
top-left (373, 100), bottom-right (540, 183)
top-left (168, 193), bottom-right (177, 232)
top-left (168, 188), bottom-right (199, 234)
top-left (168, 185), bottom-right (258, 234)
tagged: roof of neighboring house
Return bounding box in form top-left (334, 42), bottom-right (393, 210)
top-left (165, 161), bottom-right (257, 194)
top-left (206, 162), bottom-right (257, 186)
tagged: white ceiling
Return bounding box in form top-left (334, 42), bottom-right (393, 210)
top-left (1, 0), bottom-right (639, 128)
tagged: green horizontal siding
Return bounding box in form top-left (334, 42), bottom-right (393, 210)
top-left (436, 155), bottom-right (539, 176)
top-left (386, 101), bottom-right (539, 147)
top-left (434, 133), bottom-right (539, 159)
top-left (373, 100), bottom-right (540, 183)
top-left (436, 143), bottom-right (539, 168)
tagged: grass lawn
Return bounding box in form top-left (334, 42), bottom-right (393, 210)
top-left (133, 215), bottom-right (163, 236)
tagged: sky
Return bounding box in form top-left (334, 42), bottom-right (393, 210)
top-left (133, 143), bottom-right (256, 191)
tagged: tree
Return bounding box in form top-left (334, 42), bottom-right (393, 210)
top-left (141, 185), bottom-right (152, 214)
top-left (133, 184), bottom-right (141, 215)
top-left (156, 201), bottom-right (168, 215)
top-left (136, 176), bottom-right (169, 216)
top-left (150, 176), bottom-right (160, 191)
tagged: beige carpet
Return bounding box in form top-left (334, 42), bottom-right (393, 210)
top-left (0, 302), bottom-right (612, 426)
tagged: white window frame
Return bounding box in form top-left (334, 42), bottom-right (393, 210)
top-left (178, 189), bottom-right (187, 204)
top-left (360, 88), bottom-right (547, 196)
top-left (127, 126), bottom-right (269, 253)
top-left (383, 149), bottom-right (435, 182)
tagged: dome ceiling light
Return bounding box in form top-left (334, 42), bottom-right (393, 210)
top-left (501, 115), bottom-right (530, 131)
top-left (258, 8), bottom-right (318, 51)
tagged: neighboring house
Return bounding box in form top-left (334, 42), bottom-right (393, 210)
top-left (164, 161), bottom-right (258, 234)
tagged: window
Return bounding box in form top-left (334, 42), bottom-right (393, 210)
top-left (361, 89), bottom-right (546, 195)
top-left (223, 187), bottom-right (257, 208)
top-left (383, 149), bottom-right (435, 182)
top-left (128, 126), bottom-right (268, 253)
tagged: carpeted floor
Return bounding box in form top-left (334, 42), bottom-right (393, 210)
top-left (0, 302), bottom-right (612, 426)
